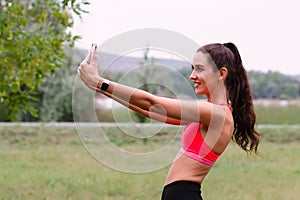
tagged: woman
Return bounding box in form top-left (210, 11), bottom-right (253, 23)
top-left (77, 42), bottom-right (261, 200)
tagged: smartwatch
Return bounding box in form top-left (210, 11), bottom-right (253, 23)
top-left (98, 79), bottom-right (110, 91)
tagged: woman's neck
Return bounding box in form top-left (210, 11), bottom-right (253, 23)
top-left (207, 84), bottom-right (229, 105)
top-left (206, 93), bottom-right (228, 105)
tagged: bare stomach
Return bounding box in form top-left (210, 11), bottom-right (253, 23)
top-left (165, 154), bottom-right (212, 185)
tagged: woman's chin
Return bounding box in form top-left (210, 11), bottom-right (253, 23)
top-left (194, 89), bottom-right (203, 95)
top-left (194, 88), bottom-right (207, 96)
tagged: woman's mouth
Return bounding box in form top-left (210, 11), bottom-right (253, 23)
top-left (194, 82), bottom-right (201, 88)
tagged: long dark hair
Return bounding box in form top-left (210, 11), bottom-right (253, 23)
top-left (198, 43), bottom-right (261, 153)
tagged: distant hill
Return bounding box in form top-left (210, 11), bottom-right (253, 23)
top-left (98, 52), bottom-right (190, 72)
top-left (294, 75), bottom-right (300, 81)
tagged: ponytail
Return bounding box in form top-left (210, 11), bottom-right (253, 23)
top-left (223, 43), bottom-right (260, 153)
top-left (198, 43), bottom-right (261, 153)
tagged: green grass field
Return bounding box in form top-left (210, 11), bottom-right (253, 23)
top-left (0, 125), bottom-right (300, 200)
top-left (255, 104), bottom-right (300, 125)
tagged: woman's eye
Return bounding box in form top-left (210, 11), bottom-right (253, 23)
top-left (195, 67), bottom-right (203, 72)
top-left (191, 65), bottom-right (203, 72)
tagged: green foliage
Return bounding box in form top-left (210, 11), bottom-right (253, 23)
top-left (249, 70), bottom-right (299, 99)
top-left (17, 46), bottom-right (87, 122)
top-left (0, 0), bottom-right (90, 121)
top-left (39, 62), bottom-right (75, 122)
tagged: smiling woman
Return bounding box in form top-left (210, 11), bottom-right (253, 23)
top-left (77, 42), bottom-right (261, 200)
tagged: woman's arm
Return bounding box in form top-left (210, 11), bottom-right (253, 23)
top-left (102, 92), bottom-right (188, 125)
top-left (77, 44), bottom-right (218, 126)
top-left (99, 80), bottom-right (213, 124)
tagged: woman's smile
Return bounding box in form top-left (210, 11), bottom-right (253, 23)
top-left (194, 82), bottom-right (201, 89)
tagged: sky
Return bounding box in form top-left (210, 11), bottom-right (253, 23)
top-left (71, 0), bottom-right (300, 75)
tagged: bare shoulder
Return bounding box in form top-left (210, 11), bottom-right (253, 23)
top-left (196, 102), bottom-right (233, 128)
top-left (200, 103), bottom-right (234, 154)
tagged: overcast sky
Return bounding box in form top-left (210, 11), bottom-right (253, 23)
top-left (71, 0), bottom-right (300, 75)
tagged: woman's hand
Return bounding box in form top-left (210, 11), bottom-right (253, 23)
top-left (77, 43), bottom-right (102, 91)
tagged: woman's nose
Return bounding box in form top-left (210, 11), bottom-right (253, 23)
top-left (189, 71), bottom-right (197, 80)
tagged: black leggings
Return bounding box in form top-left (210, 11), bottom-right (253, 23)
top-left (161, 180), bottom-right (203, 200)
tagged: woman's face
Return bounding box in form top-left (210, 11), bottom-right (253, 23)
top-left (190, 51), bottom-right (220, 96)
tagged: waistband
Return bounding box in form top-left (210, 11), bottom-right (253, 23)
top-left (164, 180), bottom-right (201, 191)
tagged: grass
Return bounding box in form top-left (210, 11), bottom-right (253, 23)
top-left (0, 125), bottom-right (300, 199)
top-left (204, 141), bottom-right (300, 200)
top-left (255, 104), bottom-right (300, 124)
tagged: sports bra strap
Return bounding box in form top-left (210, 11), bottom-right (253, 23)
top-left (219, 103), bottom-right (233, 111)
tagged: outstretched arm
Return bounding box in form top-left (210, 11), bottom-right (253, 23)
top-left (77, 44), bottom-right (217, 126)
top-left (103, 92), bottom-right (187, 125)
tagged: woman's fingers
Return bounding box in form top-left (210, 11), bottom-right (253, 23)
top-left (78, 43), bottom-right (98, 78)
top-left (81, 43), bottom-right (97, 66)
top-left (90, 43), bottom-right (98, 65)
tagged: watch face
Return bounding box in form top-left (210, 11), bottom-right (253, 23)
top-left (100, 81), bottom-right (109, 91)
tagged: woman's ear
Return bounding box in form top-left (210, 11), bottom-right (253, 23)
top-left (219, 67), bottom-right (228, 81)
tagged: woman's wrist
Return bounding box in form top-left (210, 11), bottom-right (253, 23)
top-left (95, 77), bottom-right (111, 92)
top-left (86, 76), bottom-right (102, 92)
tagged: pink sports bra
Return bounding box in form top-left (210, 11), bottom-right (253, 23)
top-left (181, 104), bottom-right (232, 166)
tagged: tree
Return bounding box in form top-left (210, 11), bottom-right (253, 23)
top-left (0, 0), bottom-right (89, 121)
top-left (38, 46), bottom-right (75, 122)
top-left (132, 47), bottom-right (157, 123)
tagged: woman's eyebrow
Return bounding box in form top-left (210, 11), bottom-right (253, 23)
top-left (191, 64), bottom-right (205, 69)
top-left (194, 64), bottom-right (205, 68)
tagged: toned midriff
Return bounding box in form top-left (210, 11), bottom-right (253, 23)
top-left (165, 153), bottom-right (212, 185)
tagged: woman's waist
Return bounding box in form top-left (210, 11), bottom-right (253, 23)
top-left (165, 154), bottom-right (211, 185)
